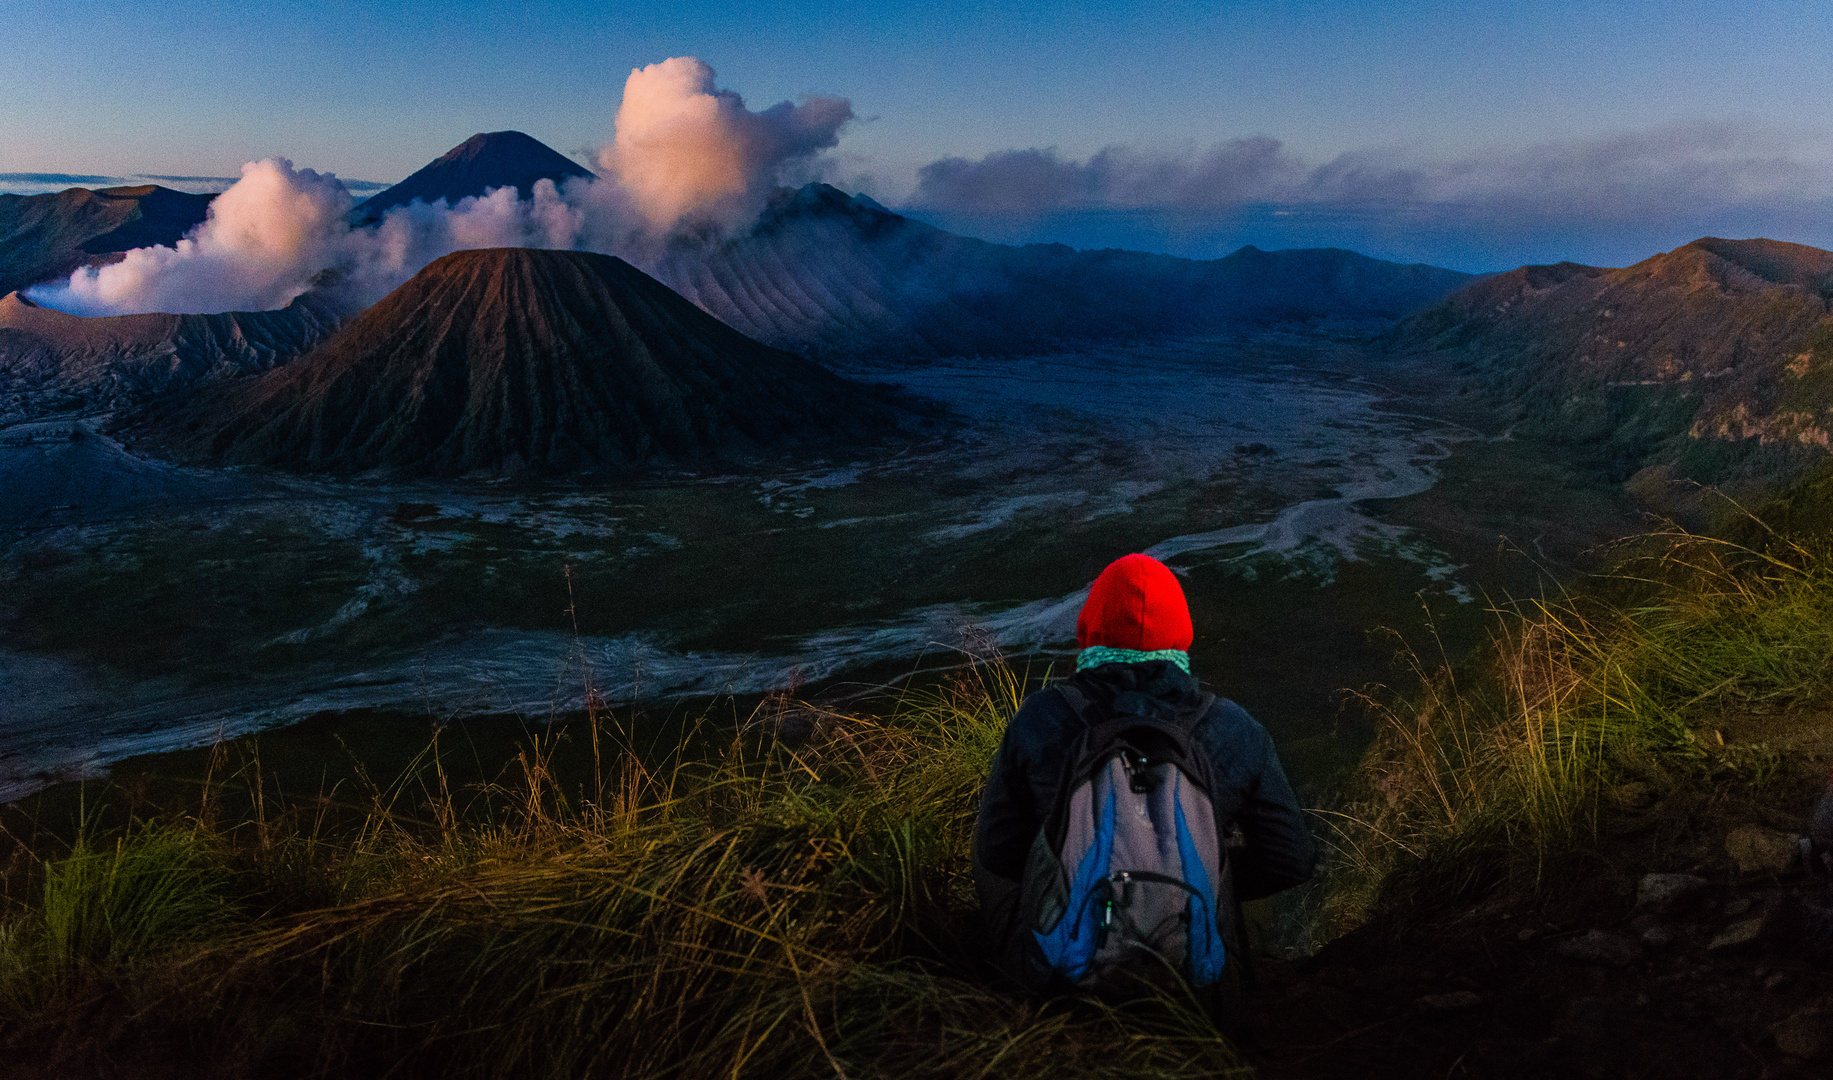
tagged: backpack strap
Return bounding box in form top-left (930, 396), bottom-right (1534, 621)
top-left (1054, 681), bottom-right (1216, 732)
top-left (1052, 681), bottom-right (1099, 726)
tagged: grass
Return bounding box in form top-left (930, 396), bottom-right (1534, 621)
top-left (15, 496), bottom-right (1830, 1077)
top-left (0, 822), bottom-right (231, 991)
top-left (0, 655), bottom-right (1253, 1080)
top-left (1321, 509), bottom-right (1833, 932)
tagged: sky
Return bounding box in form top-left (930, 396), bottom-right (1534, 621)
top-left (3, 0), bottom-right (1831, 271)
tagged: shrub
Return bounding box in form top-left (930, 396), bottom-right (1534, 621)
top-left (1323, 519), bottom-right (1833, 930)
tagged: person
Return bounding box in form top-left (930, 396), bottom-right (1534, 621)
top-left (972, 552), bottom-right (1316, 994)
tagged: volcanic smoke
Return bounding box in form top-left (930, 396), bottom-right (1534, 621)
top-left (27, 57), bottom-right (854, 317)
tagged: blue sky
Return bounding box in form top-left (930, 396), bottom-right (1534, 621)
top-left (3, 0), bottom-right (1830, 270)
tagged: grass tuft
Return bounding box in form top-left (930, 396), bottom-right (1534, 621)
top-left (6, 823), bottom-right (230, 981)
top-left (1322, 516), bottom-right (1833, 932)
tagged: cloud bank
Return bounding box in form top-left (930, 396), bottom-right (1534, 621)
top-left (913, 137), bottom-right (1303, 216)
top-left (907, 123), bottom-right (1833, 269)
top-left (28, 57), bottom-right (853, 316)
top-left (0, 172), bottom-right (387, 197)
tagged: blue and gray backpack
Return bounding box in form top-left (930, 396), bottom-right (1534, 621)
top-left (1019, 683), bottom-right (1232, 991)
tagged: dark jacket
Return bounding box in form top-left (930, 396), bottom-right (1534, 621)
top-left (972, 660), bottom-right (1316, 949)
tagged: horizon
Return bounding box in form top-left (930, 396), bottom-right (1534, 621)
top-left (3, 160), bottom-right (1813, 280)
top-left (5, 1), bottom-right (1832, 272)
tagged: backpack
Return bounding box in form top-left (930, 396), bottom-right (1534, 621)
top-left (1019, 682), bottom-right (1232, 991)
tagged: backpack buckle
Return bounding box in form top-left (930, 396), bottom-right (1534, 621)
top-left (1121, 748), bottom-right (1156, 793)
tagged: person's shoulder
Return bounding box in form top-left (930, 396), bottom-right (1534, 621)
top-left (1202, 695), bottom-right (1260, 728)
top-left (1196, 694), bottom-right (1275, 753)
top-left (999, 682), bottom-right (1083, 761)
top-left (1013, 683), bottom-right (1079, 727)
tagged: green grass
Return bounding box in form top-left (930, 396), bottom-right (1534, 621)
top-left (2, 823), bottom-right (230, 985)
top-left (1321, 509), bottom-right (1833, 931)
top-left (0, 658), bottom-right (1252, 1080)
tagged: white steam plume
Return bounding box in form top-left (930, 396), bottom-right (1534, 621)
top-left (26, 57), bottom-right (853, 317)
top-left (344, 178), bottom-right (593, 301)
top-left (34, 159), bottom-right (353, 315)
top-left (602, 56), bottom-right (852, 229)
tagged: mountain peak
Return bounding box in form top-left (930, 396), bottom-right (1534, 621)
top-left (1668, 237), bottom-right (1833, 292)
top-left (1379, 236), bottom-right (1833, 476)
top-left (353, 131), bottom-right (593, 224)
top-left (0, 183), bottom-right (216, 296)
top-left (431, 131), bottom-right (559, 166)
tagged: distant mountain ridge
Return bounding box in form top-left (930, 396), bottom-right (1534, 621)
top-left (150, 249), bottom-right (907, 476)
top-left (0, 132), bottom-right (1478, 421)
top-left (352, 131), bottom-right (594, 224)
top-left (1380, 237), bottom-right (1833, 480)
top-left (0, 184), bottom-right (214, 297)
top-left (653, 183), bottom-right (1478, 360)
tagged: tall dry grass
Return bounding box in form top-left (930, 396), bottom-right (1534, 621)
top-left (1321, 520), bottom-right (1833, 930)
top-left (0, 655), bottom-right (1252, 1080)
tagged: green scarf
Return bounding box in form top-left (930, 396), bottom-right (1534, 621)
top-left (1074, 646), bottom-right (1191, 674)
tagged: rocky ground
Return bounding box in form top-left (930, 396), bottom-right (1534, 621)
top-left (1249, 756), bottom-right (1833, 1078)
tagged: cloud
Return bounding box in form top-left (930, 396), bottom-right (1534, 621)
top-left (1311, 124), bottom-right (1829, 222)
top-left (0, 172), bottom-right (121, 186)
top-left (34, 159), bottom-right (354, 315)
top-left (340, 177), bottom-right (594, 302)
top-left (913, 137), bottom-right (1303, 217)
top-left (908, 123), bottom-right (1833, 268)
top-left (914, 124), bottom-right (1829, 220)
top-left (27, 57), bottom-right (854, 316)
top-left (601, 56), bottom-right (853, 229)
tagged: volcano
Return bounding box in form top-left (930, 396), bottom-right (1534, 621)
top-left (347, 131), bottom-right (1475, 360)
top-left (1, 184), bottom-right (214, 296)
top-left (352, 132), bottom-right (593, 224)
top-left (157, 248), bottom-right (905, 476)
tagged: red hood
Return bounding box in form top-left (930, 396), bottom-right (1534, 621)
top-left (1076, 553), bottom-right (1193, 651)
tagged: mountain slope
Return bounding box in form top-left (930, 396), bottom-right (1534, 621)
top-left (155, 248), bottom-right (905, 476)
top-left (353, 132), bottom-right (594, 224)
top-left (651, 184), bottom-right (1476, 360)
top-left (1379, 237), bottom-right (1833, 477)
top-left (0, 286), bottom-right (355, 424)
top-left (0, 418), bottom-right (244, 524)
top-left (0, 185), bottom-right (214, 297)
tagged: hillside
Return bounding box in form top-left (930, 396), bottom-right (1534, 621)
top-left (0, 185), bottom-right (213, 297)
top-left (0, 285), bottom-right (355, 424)
top-left (1379, 237), bottom-right (1833, 481)
top-left (153, 248), bottom-right (908, 475)
top-left (654, 183), bottom-right (1478, 360)
top-left (352, 131), bottom-right (594, 224)
top-left (0, 418), bottom-right (244, 524)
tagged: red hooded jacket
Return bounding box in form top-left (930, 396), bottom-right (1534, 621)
top-left (1076, 552), bottom-right (1194, 651)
